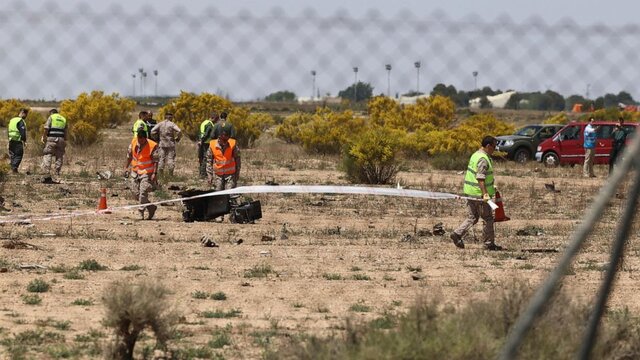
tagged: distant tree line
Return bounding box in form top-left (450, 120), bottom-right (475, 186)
top-left (264, 84), bottom-right (637, 111)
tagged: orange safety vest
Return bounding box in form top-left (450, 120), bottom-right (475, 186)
top-left (210, 138), bottom-right (237, 176)
top-left (131, 138), bottom-right (157, 175)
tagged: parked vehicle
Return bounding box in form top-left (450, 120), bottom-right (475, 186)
top-left (535, 121), bottom-right (638, 167)
top-left (496, 124), bottom-right (563, 163)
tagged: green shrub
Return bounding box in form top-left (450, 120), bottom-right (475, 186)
top-left (244, 264), bottom-right (274, 278)
top-left (192, 291), bottom-right (208, 299)
top-left (0, 163), bottom-right (10, 183)
top-left (27, 278), bottom-right (50, 293)
top-left (68, 121), bottom-right (100, 148)
top-left (71, 298), bottom-right (93, 306)
top-left (78, 259), bottom-right (107, 271)
top-left (22, 294), bottom-right (42, 305)
top-left (202, 309), bottom-right (242, 319)
top-left (230, 110), bottom-right (275, 148)
top-left (63, 269), bottom-right (85, 280)
top-left (159, 91), bottom-right (233, 141)
top-left (210, 292), bottom-right (227, 301)
top-left (103, 279), bottom-right (180, 360)
top-left (342, 127), bottom-right (400, 184)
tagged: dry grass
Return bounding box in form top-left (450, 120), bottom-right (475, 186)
top-left (0, 126), bottom-right (637, 359)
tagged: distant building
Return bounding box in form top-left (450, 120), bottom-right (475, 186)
top-left (397, 94), bottom-right (430, 105)
top-left (469, 91), bottom-right (516, 109)
top-left (297, 96), bottom-right (341, 104)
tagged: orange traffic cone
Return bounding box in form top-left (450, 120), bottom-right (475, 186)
top-left (97, 188), bottom-right (111, 214)
top-left (493, 190), bottom-right (510, 222)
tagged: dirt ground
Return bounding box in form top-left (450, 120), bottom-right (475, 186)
top-left (0, 127), bottom-right (638, 359)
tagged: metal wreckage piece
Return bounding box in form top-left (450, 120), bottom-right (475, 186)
top-left (179, 189), bottom-right (262, 224)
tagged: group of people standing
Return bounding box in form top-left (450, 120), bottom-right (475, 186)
top-left (125, 110), bottom-right (240, 219)
top-left (583, 116), bottom-right (630, 178)
top-left (7, 108), bottom-right (68, 179)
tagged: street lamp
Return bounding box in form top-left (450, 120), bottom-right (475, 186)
top-left (131, 74), bottom-right (136, 97)
top-left (385, 64), bottom-right (392, 97)
top-left (586, 83), bottom-right (591, 100)
top-left (414, 61), bottom-right (421, 93)
top-left (353, 67), bottom-right (358, 103)
top-left (142, 72), bottom-right (147, 97)
top-left (153, 70), bottom-right (158, 97)
top-left (310, 70), bottom-right (316, 99)
top-left (472, 71), bottom-right (478, 91)
top-left (138, 68), bottom-right (144, 96)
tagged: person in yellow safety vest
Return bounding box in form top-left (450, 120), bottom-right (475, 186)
top-left (206, 122), bottom-right (241, 191)
top-left (124, 128), bottom-right (159, 220)
top-left (197, 111), bottom-right (219, 178)
top-left (41, 109), bottom-right (68, 177)
top-left (131, 111), bottom-right (149, 137)
top-left (450, 136), bottom-right (503, 251)
top-left (7, 108), bottom-right (28, 173)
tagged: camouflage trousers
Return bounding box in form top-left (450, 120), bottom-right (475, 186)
top-left (453, 199), bottom-right (495, 245)
top-left (157, 146), bottom-right (176, 175)
top-left (214, 174), bottom-right (237, 191)
top-left (130, 173), bottom-right (156, 212)
top-left (42, 138), bottom-right (66, 175)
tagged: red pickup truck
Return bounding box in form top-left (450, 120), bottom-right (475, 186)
top-left (535, 121), bottom-right (637, 167)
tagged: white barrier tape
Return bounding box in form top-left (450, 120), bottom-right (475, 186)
top-left (0, 185), bottom-right (476, 224)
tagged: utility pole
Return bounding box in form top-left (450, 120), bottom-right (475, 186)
top-left (385, 64), bottom-right (392, 97)
top-left (414, 61), bottom-right (421, 93)
top-left (153, 70), bottom-right (158, 97)
top-left (131, 74), bottom-right (136, 97)
top-left (472, 71), bottom-right (478, 91)
top-left (310, 70), bottom-right (316, 100)
top-left (138, 68), bottom-right (144, 96)
top-left (353, 67), bottom-right (358, 103)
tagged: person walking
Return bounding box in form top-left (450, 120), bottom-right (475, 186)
top-left (146, 111), bottom-right (158, 142)
top-left (212, 111), bottom-right (236, 140)
top-left (41, 109), bottom-right (67, 177)
top-left (150, 112), bottom-right (182, 176)
top-left (450, 136), bottom-right (503, 251)
top-left (197, 111), bottom-right (218, 178)
top-left (7, 108), bottom-right (28, 173)
top-left (609, 116), bottom-right (630, 175)
top-left (583, 117), bottom-right (598, 178)
top-left (124, 128), bottom-right (159, 220)
top-left (206, 123), bottom-right (241, 191)
top-left (132, 111), bottom-right (148, 137)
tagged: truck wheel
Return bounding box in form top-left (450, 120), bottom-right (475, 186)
top-left (542, 152), bottom-right (559, 167)
top-left (514, 148), bottom-right (531, 163)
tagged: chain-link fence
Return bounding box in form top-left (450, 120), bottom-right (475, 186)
top-left (1, 1), bottom-right (640, 102)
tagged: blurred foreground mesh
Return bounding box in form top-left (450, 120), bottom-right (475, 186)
top-left (0, 1), bottom-right (639, 100)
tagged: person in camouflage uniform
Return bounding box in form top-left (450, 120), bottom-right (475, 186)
top-left (150, 112), bottom-right (182, 176)
top-left (125, 128), bottom-right (159, 220)
top-left (41, 109), bottom-right (68, 177)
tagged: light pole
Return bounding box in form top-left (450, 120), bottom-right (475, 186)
top-left (472, 71), bottom-right (478, 91)
top-left (153, 70), bottom-right (158, 97)
top-left (131, 74), bottom-right (136, 97)
top-left (586, 83), bottom-right (591, 100)
top-left (142, 72), bottom-right (147, 97)
top-left (310, 70), bottom-right (316, 99)
top-left (385, 64), bottom-right (392, 97)
top-left (353, 67), bottom-right (358, 103)
top-left (138, 68), bottom-right (144, 96)
top-left (414, 61), bottom-right (421, 94)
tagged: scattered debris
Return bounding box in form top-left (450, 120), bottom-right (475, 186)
top-left (516, 255), bottom-right (528, 260)
top-left (96, 170), bottom-right (112, 180)
top-left (261, 235), bottom-right (276, 242)
top-left (280, 223), bottom-right (289, 240)
top-left (12, 202), bottom-right (22, 208)
top-left (327, 226), bottom-right (341, 235)
top-left (432, 223), bottom-right (445, 236)
top-left (544, 181), bottom-right (560, 193)
top-left (235, 239), bottom-right (244, 245)
top-left (200, 235), bottom-right (218, 247)
top-left (240, 281), bottom-right (251, 287)
top-left (160, 231), bottom-right (166, 235)
top-left (42, 176), bottom-right (59, 184)
top-left (3, 240), bottom-right (42, 250)
top-left (411, 273), bottom-right (425, 281)
top-left (416, 229), bottom-right (432, 237)
top-left (19, 263), bottom-right (47, 269)
top-left (41, 233), bottom-right (57, 237)
top-left (111, 193), bottom-right (119, 197)
top-left (160, 202), bottom-right (175, 207)
top-left (521, 248), bottom-right (558, 253)
top-left (259, 250), bottom-right (271, 257)
top-left (59, 187), bottom-right (71, 196)
top-left (0, 267), bottom-right (8, 273)
top-left (516, 226), bottom-right (544, 236)
top-left (265, 179), bottom-right (279, 186)
top-left (400, 234), bottom-right (414, 242)
top-left (310, 200), bottom-right (325, 206)
top-left (167, 184), bottom-right (181, 191)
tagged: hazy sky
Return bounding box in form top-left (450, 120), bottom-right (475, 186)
top-left (4, 0), bottom-right (640, 100)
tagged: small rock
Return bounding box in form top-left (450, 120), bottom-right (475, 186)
top-left (200, 235), bottom-right (218, 247)
top-left (432, 222), bottom-right (445, 236)
top-left (417, 229), bottom-right (432, 237)
top-left (411, 273), bottom-right (425, 281)
top-left (160, 232), bottom-right (166, 235)
top-left (259, 250), bottom-right (271, 257)
top-left (400, 234), bottom-right (414, 242)
top-left (241, 282), bottom-right (251, 287)
top-left (0, 267), bottom-right (8, 273)
top-left (168, 184), bottom-right (181, 191)
top-left (261, 235), bottom-right (276, 242)
top-left (265, 179), bottom-right (279, 186)
top-left (235, 239), bottom-right (244, 245)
